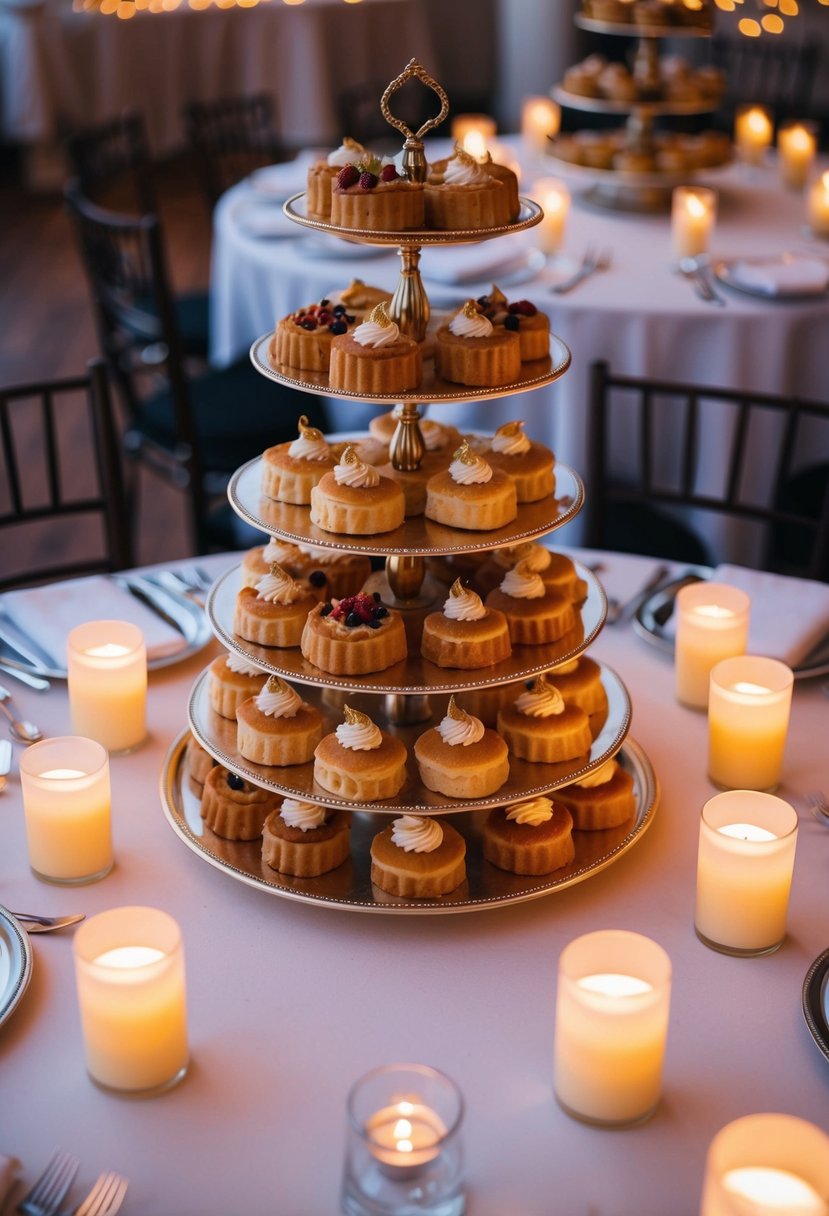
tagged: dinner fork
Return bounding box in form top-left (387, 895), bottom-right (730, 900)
top-left (71, 1171), bottom-right (128, 1216)
top-left (17, 1151), bottom-right (79, 1216)
top-left (551, 247), bottom-right (612, 295)
top-left (806, 791), bottom-right (829, 826)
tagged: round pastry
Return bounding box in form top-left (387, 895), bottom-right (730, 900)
top-left (330, 160), bottom-right (424, 231)
top-left (575, 133), bottom-right (615, 171)
top-left (306, 137), bottom-right (368, 220)
top-left (261, 799), bottom-right (351, 877)
top-left (435, 302), bottom-right (521, 388)
top-left (498, 300), bottom-right (551, 364)
top-left (301, 592), bottom-right (407, 676)
top-left (329, 279), bottom-right (393, 320)
top-left (186, 733), bottom-right (216, 790)
top-left (421, 578), bottom-right (512, 669)
top-left (314, 705), bottom-right (408, 801)
top-left (425, 442), bottom-right (517, 532)
top-left (370, 815), bottom-right (466, 898)
top-left (479, 153), bottom-right (520, 220)
top-left (483, 797), bottom-right (575, 875)
top-left (328, 303), bottom-right (422, 396)
top-left (555, 758), bottom-right (637, 830)
top-left (414, 696), bottom-right (509, 799)
top-left (547, 655), bottom-right (608, 717)
top-left (200, 766), bottom-right (278, 840)
top-left (271, 300), bottom-right (357, 373)
top-left (261, 416), bottom-right (337, 505)
top-left (236, 676), bottom-right (323, 767)
top-left (233, 563), bottom-right (317, 648)
top-left (241, 537), bottom-right (311, 590)
top-left (563, 67), bottom-right (600, 98)
top-left (376, 417), bottom-right (463, 516)
top-left (296, 545), bottom-right (372, 601)
top-left (496, 674), bottom-right (593, 763)
top-left (310, 445), bottom-right (406, 536)
top-left (613, 149), bottom-right (655, 174)
top-left (600, 68), bottom-right (638, 104)
top-left (485, 560), bottom-right (577, 645)
top-left (485, 420), bottom-right (555, 503)
top-left (475, 542), bottom-right (573, 598)
top-left (208, 651), bottom-right (267, 719)
top-left (425, 148), bottom-right (512, 230)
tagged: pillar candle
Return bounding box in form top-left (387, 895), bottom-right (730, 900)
top-left (532, 177), bottom-right (570, 254)
top-left (521, 96), bottom-right (561, 154)
top-left (708, 656), bottom-right (794, 791)
top-left (807, 170), bottom-right (829, 237)
top-left (675, 582), bottom-right (750, 710)
top-left (701, 1114), bottom-right (829, 1216)
top-left (450, 114), bottom-right (496, 154)
top-left (67, 620), bottom-right (147, 753)
top-left (735, 105), bottom-right (773, 166)
top-left (777, 122), bottom-right (817, 190)
top-left (671, 186), bottom-right (717, 261)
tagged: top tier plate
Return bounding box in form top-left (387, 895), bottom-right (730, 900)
top-left (573, 13), bottom-right (714, 36)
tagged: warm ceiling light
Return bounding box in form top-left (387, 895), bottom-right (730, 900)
top-left (778, 0), bottom-right (798, 11)
top-left (761, 10), bottom-right (785, 25)
top-left (738, 15), bottom-right (762, 31)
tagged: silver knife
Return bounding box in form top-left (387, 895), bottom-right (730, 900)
top-left (0, 611), bottom-right (58, 671)
top-left (117, 575), bottom-right (197, 641)
top-left (0, 662), bottom-right (50, 691)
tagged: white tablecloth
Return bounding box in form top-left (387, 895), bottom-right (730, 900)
top-left (2, 550), bottom-right (828, 1215)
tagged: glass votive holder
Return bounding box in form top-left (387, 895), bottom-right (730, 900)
top-left (531, 177), bottom-right (570, 256)
top-left (695, 790), bottom-right (798, 957)
top-left (450, 113), bottom-right (496, 158)
top-left (700, 1113), bottom-right (829, 1215)
top-left (671, 186), bottom-right (717, 262)
top-left (734, 104), bottom-right (773, 167)
top-left (675, 582), bottom-right (750, 710)
top-left (777, 121), bottom-right (817, 191)
top-left (67, 620), bottom-right (147, 754)
top-left (521, 96), bottom-right (561, 154)
top-left (73, 906), bottom-right (189, 1096)
top-left (708, 656), bottom-right (794, 792)
top-left (341, 1063), bottom-right (465, 1216)
top-left (553, 930), bottom-right (672, 1128)
top-left (807, 170), bottom-right (829, 239)
top-left (19, 736), bottom-right (112, 885)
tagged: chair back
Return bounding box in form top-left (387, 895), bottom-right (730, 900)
top-left (585, 361), bottom-right (829, 581)
top-left (710, 36), bottom-right (820, 125)
top-left (65, 111), bottom-right (158, 214)
top-left (0, 359), bottom-right (133, 590)
top-left (183, 94), bottom-right (286, 209)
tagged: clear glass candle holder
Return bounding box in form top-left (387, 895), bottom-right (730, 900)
top-left (73, 906), bottom-right (189, 1096)
top-left (734, 105), bottom-right (773, 168)
top-left (708, 656), bottom-right (794, 792)
top-left (19, 736), bottom-right (112, 885)
top-left (777, 121), bottom-right (817, 191)
top-left (671, 186), bottom-right (717, 262)
top-left (700, 1113), bottom-right (829, 1215)
top-left (341, 1063), bottom-right (465, 1216)
top-left (67, 620), bottom-right (147, 755)
top-left (675, 582), bottom-right (750, 711)
top-left (532, 177), bottom-right (570, 256)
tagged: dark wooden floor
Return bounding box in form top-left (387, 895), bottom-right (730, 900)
top-left (0, 159), bottom-right (213, 568)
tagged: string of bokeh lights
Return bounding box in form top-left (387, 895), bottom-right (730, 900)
top-left (72, 0), bottom-right (366, 16)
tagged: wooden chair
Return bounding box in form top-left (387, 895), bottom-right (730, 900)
top-left (0, 359), bottom-right (133, 591)
top-left (585, 361), bottom-right (829, 581)
top-left (183, 94), bottom-right (288, 211)
top-left (709, 35), bottom-right (821, 128)
top-left (64, 183), bottom-right (319, 555)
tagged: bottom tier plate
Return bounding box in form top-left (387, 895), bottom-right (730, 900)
top-left (159, 731), bottom-right (659, 916)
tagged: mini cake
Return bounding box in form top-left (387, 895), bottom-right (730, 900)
top-left (425, 441), bottom-right (517, 532)
top-left (477, 288), bottom-right (551, 363)
top-left (330, 159), bottom-right (424, 231)
top-left (261, 800), bottom-right (351, 877)
top-left (485, 421), bottom-right (555, 503)
top-left (370, 410), bottom-right (461, 454)
top-left (297, 545), bottom-right (372, 600)
top-left (306, 137), bottom-right (368, 220)
top-left (209, 650), bottom-right (267, 719)
top-left (485, 560), bottom-right (577, 645)
top-left (236, 676), bottom-right (323, 767)
top-left (261, 416), bottom-right (337, 505)
top-left (435, 302), bottom-right (521, 388)
top-left (496, 674), bottom-right (593, 763)
top-left (479, 545), bottom-right (586, 602)
top-left (234, 563), bottom-right (317, 648)
top-left (478, 152), bottom-right (520, 220)
top-left (241, 537), bottom-right (310, 589)
top-left (376, 417), bottom-right (463, 516)
top-left (414, 695), bottom-right (509, 799)
top-left (329, 278), bottom-right (393, 319)
top-left (314, 705), bottom-right (408, 801)
top-left (547, 655), bottom-right (608, 717)
top-left (328, 303), bottom-right (421, 396)
top-left (370, 815), bottom-right (466, 898)
top-left (186, 733), bottom-right (216, 790)
top-left (301, 591), bottom-right (407, 676)
top-left (555, 758), bottom-right (636, 830)
top-left (421, 578), bottom-right (512, 669)
top-left (425, 148), bottom-right (512, 230)
top-left (310, 445), bottom-right (406, 536)
top-left (200, 766), bottom-right (278, 841)
top-left (271, 300), bottom-right (357, 373)
top-left (483, 797), bottom-right (575, 875)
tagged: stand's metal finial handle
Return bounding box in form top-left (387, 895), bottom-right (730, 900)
top-left (381, 58), bottom-right (449, 183)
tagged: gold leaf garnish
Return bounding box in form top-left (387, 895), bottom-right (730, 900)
top-left (455, 148), bottom-right (476, 168)
top-left (339, 444), bottom-right (360, 465)
top-left (496, 420), bottom-right (525, 438)
top-left (268, 562), bottom-right (288, 578)
top-left (514, 559), bottom-right (536, 579)
top-left (449, 578), bottom-right (466, 598)
top-left (343, 136), bottom-right (365, 152)
top-left (298, 414), bottom-right (325, 443)
top-left (265, 675), bottom-right (285, 694)
top-left (343, 704), bottom-right (373, 727)
top-left (446, 694), bottom-right (468, 722)
top-left (368, 301), bottom-right (392, 327)
top-left (452, 440), bottom-right (477, 466)
top-left (461, 299), bottom-right (479, 319)
top-left (533, 673), bottom-right (551, 692)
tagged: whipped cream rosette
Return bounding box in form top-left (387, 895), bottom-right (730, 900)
top-left (506, 796), bottom-right (555, 826)
top-left (421, 577), bottom-right (512, 670)
top-left (390, 815), bottom-right (444, 853)
top-left (255, 675), bottom-right (303, 719)
top-left (288, 416), bottom-right (332, 463)
top-left (497, 672), bottom-right (592, 764)
top-left (415, 695), bottom-right (509, 800)
top-left (236, 675), bottom-right (323, 768)
top-left (255, 563), bottom-right (307, 605)
top-left (279, 799), bottom-right (328, 831)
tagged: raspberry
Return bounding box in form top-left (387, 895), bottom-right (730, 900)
top-left (337, 165), bottom-right (360, 190)
top-left (380, 164), bottom-right (398, 182)
top-left (508, 300), bottom-right (537, 317)
top-left (317, 311), bottom-right (334, 326)
top-left (359, 171), bottom-right (378, 190)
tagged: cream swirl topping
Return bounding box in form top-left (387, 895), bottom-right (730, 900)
top-left (336, 705), bottom-right (382, 751)
top-left (353, 301), bottom-right (400, 349)
top-left (437, 695), bottom-right (485, 747)
top-left (444, 148), bottom-right (492, 187)
top-left (491, 420), bottom-right (531, 457)
top-left (301, 545), bottom-right (340, 564)
top-left (288, 415), bottom-right (331, 462)
top-left (263, 537), bottom-right (304, 566)
top-left (514, 674), bottom-right (565, 718)
top-left (507, 796), bottom-right (555, 826)
top-left (443, 578), bottom-right (487, 622)
top-left (449, 300), bottom-right (493, 341)
top-left (577, 760), bottom-right (616, 789)
top-left (500, 559), bottom-right (546, 599)
top-left (551, 658), bottom-right (579, 676)
top-left (225, 649), bottom-right (263, 677)
top-left (448, 440), bottom-right (492, 486)
top-left (390, 814), bottom-right (444, 853)
top-left (333, 445), bottom-right (380, 489)
top-left (255, 563), bottom-right (306, 604)
top-left (255, 675), bottom-right (303, 719)
top-left (494, 542), bottom-right (551, 573)
top-left (327, 137), bottom-right (367, 167)
top-left (280, 799), bottom-right (328, 831)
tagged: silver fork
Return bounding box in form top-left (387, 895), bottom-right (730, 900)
top-left (551, 247), bottom-right (611, 295)
top-left (18, 1151), bottom-right (80, 1216)
top-left (806, 791), bottom-right (829, 826)
top-left (72, 1171), bottom-right (128, 1216)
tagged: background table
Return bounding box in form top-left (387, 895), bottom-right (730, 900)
top-left (2, 549), bottom-right (828, 1216)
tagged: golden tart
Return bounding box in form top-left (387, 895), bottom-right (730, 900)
top-left (208, 651), bottom-right (267, 720)
top-left (435, 301), bottom-right (521, 388)
top-left (301, 591), bottom-right (407, 676)
top-left (236, 676), bottom-right (323, 767)
top-left (328, 303), bottom-right (421, 396)
top-left (496, 674), bottom-right (593, 763)
top-left (186, 732), bottom-right (216, 790)
top-left (485, 420), bottom-right (555, 503)
top-left (261, 416), bottom-right (337, 505)
top-left (271, 299), bottom-right (357, 373)
top-left (477, 288), bottom-right (551, 362)
top-left (306, 137), bottom-right (368, 220)
top-left (310, 445), bottom-right (406, 537)
top-left (314, 705), bottom-right (408, 801)
top-left (261, 800), bottom-right (351, 877)
top-left (425, 148), bottom-right (512, 230)
top-left (295, 545), bottom-right (372, 601)
top-left (478, 152), bottom-right (520, 220)
top-left (485, 560), bottom-right (577, 645)
top-left (330, 159), bottom-right (424, 231)
top-left (483, 797), bottom-right (575, 875)
top-left (555, 759), bottom-right (637, 830)
top-left (421, 578), bottom-right (511, 669)
top-left (329, 278), bottom-right (393, 319)
top-left (233, 563), bottom-right (317, 648)
top-left (547, 655), bottom-right (608, 717)
top-left (475, 544), bottom-right (584, 601)
top-left (370, 815), bottom-right (466, 898)
top-left (414, 696), bottom-right (509, 799)
top-left (200, 766), bottom-right (278, 841)
top-left (425, 441), bottom-right (517, 532)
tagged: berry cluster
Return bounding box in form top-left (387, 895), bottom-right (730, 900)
top-left (321, 592), bottom-right (389, 629)
top-left (291, 299), bottom-right (355, 336)
top-left (475, 293), bottom-right (537, 331)
top-left (336, 162), bottom-right (399, 192)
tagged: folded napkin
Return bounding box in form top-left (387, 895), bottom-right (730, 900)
top-left (233, 201), bottom-right (296, 239)
top-left (2, 575), bottom-right (188, 665)
top-left (730, 256), bottom-right (829, 297)
top-left (420, 236), bottom-right (532, 286)
top-left (713, 563), bottom-right (829, 666)
top-left (248, 154), bottom-right (316, 200)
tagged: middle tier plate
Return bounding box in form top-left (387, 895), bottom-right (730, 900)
top-left (207, 560), bottom-right (606, 694)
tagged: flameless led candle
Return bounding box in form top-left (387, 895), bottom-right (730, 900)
top-left (735, 105), bottom-right (773, 166)
top-left (19, 736), bottom-right (112, 884)
top-left (675, 582), bottom-right (750, 710)
top-left (708, 656), bottom-right (794, 791)
top-left (450, 113), bottom-right (496, 154)
top-left (807, 171), bottom-right (829, 237)
top-left (777, 122), bottom-right (817, 190)
top-left (73, 906), bottom-right (188, 1095)
top-left (67, 620), bottom-right (147, 754)
top-left (700, 1114), bottom-right (829, 1216)
top-left (532, 177), bottom-right (570, 254)
top-left (521, 96), bottom-right (561, 154)
top-left (672, 186), bottom-right (717, 261)
top-left (695, 790), bottom-right (798, 956)
top-left (553, 930), bottom-right (672, 1127)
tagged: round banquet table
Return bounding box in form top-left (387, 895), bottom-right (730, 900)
top-left (2, 549), bottom-right (828, 1216)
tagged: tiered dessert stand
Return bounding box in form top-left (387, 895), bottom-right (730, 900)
top-left (161, 61), bottom-right (659, 913)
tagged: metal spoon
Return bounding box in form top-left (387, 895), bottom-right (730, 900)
top-left (0, 684), bottom-right (43, 743)
top-left (679, 256), bottom-right (726, 307)
top-left (11, 911), bottom-right (86, 933)
top-left (0, 739), bottom-right (11, 792)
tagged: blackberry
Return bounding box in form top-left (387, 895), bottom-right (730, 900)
top-left (375, 606), bottom-right (389, 618)
top-left (309, 570), bottom-right (327, 587)
top-left (368, 619), bottom-right (382, 629)
top-left (373, 592), bottom-right (382, 602)
top-left (346, 612), bottom-right (362, 627)
top-left (320, 603), bottom-right (333, 617)
top-left (504, 314), bottom-right (520, 331)
top-left (227, 772), bottom-right (246, 791)
top-left (330, 321), bottom-right (347, 336)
